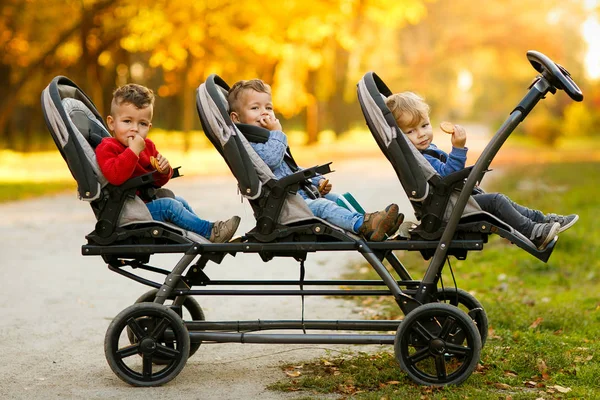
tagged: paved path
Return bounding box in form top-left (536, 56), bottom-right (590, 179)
top-left (0, 157), bottom-right (415, 400)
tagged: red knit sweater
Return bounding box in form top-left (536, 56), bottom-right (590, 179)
top-left (95, 137), bottom-right (172, 187)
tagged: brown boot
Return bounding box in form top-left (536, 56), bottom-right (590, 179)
top-left (209, 216), bottom-right (241, 243)
top-left (386, 212), bottom-right (405, 238)
top-left (358, 204), bottom-right (399, 241)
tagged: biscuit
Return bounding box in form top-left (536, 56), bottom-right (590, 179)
top-left (150, 156), bottom-right (162, 172)
top-left (440, 121), bottom-right (455, 134)
top-left (318, 179), bottom-right (329, 194)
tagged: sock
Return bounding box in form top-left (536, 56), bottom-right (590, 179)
top-left (204, 222), bottom-right (214, 239)
top-left (353, 216), bottom-right (364, 232)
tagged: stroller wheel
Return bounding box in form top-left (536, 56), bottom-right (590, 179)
top-left (105, 302), bottom-right (190, 387)
top-left (433, 288), bottom-right (488, 346)
top-left (394, 303), bottom-right (481, 386)
top-left (129, 289), bottom-right (205, 363)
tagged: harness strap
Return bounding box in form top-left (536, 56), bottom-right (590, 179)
top-left (285, 148), bottom-right (320, 199)
top-left (422, 148), bottom-right (448, 162)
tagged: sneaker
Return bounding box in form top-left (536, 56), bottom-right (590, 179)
top-left (529, 222), bottom-right (560, 250)
top-left (358, 203), bottom-right (399, 242)
top-left (386, 212), bottom-right (405, 238)
top-left (209, 216), bottom-right (241, 243)
top-left (544, 213), bottom-right (579, 233)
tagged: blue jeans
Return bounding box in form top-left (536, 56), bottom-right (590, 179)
top-left (146, 196), bottom-right (212, 238)
top-left (473, 193), bottom-right (545, 236)
top-left (304, 193), bottom-right (363, 232)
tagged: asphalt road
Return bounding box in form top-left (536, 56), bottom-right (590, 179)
top-left (0, 157), bottom-right (414, 400)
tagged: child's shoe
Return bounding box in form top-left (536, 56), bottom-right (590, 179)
top-left (209, 216), bottom-right (241, 243)
top-left (359, 204), bottom-right (399, 241)
top-left (386, 212), bottom-right (405, 238)
top-left (529, 222), bottom-right (560, 250)
top-left (544, 213), bottom-right (579, 233)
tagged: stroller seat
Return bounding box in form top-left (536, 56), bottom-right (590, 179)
top-left (196, 74), bottom-right (364, 247)
top-left (41, 76), bottom-right (210, 263)
top-left (357, 72), bottom-right (557, 262)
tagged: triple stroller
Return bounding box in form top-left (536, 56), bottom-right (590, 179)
top-left (41, 50), bottom-right (583, 387)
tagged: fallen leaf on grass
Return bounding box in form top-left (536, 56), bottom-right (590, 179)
top-left (337, 383), bottom-right (357, 394)
top-left (529, 317), bottom-right (543, 329)
top-left (487, 327), bottom-right (502, 340)
top-left (549, 384), bottom-right (572, 393)
top-left (537, 359), bottom-right (550, 380)
top-left (494, 383), bottom-right (512, 390)
top-left (285, 370), bottom-right (302, 377)
top-left (574, 355), bottom-right (593, 363)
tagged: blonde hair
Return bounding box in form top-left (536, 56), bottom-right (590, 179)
top-left (385, 92), bottom-right (430, 127)
top-left (228, 79), bottom-right (272, 113)
top-left (111, 84), bottom-right (155, 117)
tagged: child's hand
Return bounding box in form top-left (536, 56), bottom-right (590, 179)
top-left (156, 153), bottom-right (171, 174)
top-left (451, 124), bottom-right (467, 148)
top-left (318, 178), bottom-right (332, 195)
top-left (259, 115), bottom-right (282, 131)
top-left (441, 122), bottom-right (467, 149)
top-left (128, 135), bottom-right (146, 155)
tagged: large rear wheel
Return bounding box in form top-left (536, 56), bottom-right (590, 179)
top-left (434, 288), bottom-right (488, 346)
top-left (395, 303), bottom-right (481, 386)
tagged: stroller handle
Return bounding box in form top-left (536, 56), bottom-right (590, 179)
top-left (527, 50), bottom-right (583, 102)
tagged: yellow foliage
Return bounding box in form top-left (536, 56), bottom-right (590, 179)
top-left (562, 102), bottom-right (597, 137)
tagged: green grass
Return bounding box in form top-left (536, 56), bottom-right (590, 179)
top-left (0, 181), bottom-right (75, 203)
top-left (269, 162), bottom-right (600, 399)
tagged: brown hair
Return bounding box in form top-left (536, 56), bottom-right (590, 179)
top-left (228, 79), bottom-right (271, 112)
top-left (111, 84), bottom-right (155, 116)
top-left (385, 92), bottom-right (430, 128)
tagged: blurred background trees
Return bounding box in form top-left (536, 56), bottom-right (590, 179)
top-left (1, 0), bottom-right (598, 151)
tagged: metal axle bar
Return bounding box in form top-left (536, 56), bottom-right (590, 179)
top-left (185, 319), bottom-right (401, 332)
top-left (185, 332), bottom-right (395, 345)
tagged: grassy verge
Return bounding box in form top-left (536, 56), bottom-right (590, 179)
top-left (0, 181), bottom-right (75, 203)
top-left (269, 162), bottom-right (600, 399)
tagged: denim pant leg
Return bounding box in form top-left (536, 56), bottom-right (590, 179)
top-left (323, 192), bottom-right (341, 202)
top-left (473, 193), bottom-right (535, 236)
top-left (504, 196), bottom-right (546, 222)
top-left (146, 198), bottom-right (212, 238)
top-left (305, 198), bottom-right (363, 232)
top-left (175, 195), bottom-right (195, 214)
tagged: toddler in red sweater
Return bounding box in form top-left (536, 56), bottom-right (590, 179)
top-left (95, 83), bottom-right (240, 243)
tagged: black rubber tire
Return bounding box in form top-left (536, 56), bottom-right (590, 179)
top-left (434, 288), bottom-right (488, 346)
top-left (105, 302), bottom-right (190, 387)
top-left (394, 303), bottom-right (482, 386)
top-left (129, 289), bottom-right (204, 363)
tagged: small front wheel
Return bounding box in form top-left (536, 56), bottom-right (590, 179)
top-left (395, 303), bottom-right (481, 386)
top-left (105, 302), bottom-right (190, 387)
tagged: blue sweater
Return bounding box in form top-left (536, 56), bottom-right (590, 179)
top-left (249, 130), bottom-right (321, 199)
top-left (422, 143), bottom-right (468, 177)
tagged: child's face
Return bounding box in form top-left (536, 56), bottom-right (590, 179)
top-left (230, 89), bottom-right (275, 127)
top-left (107, 102), bottom-right (153, 146)
top-left (397, 114), bottom-right (433, 151)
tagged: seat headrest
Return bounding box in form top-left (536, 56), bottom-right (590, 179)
top-left (217, 86), bottom-right (230, 112)
top-left (235, 123), bottom-right (270, 143)
top-left (62, 98), bottom-right (110, 149)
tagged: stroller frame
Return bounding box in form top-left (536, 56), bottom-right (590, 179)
top-left (43, 51), bottom-right (582, 387)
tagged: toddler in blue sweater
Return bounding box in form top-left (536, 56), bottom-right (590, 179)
top-left (385, 91), bottom-right (578, 250)
top-left (228, 79), bottom-right (403, 241)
